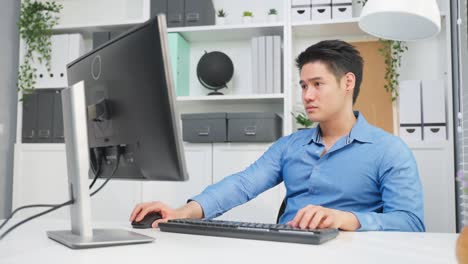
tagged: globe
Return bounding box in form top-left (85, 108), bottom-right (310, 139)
top-left (196, 51), bottom-right (234, 95)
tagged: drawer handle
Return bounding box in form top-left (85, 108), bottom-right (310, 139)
top-left (38, 129), bottom-right (51, 138)
top-left (169, 14), bottom-right (183, 23)
top-left (24, 129), bottom-right (35, 139)
top-left (430, 128), bottom-right (440, 133)
top-left (186, 13), bottom-right (200, 22)
top-left (297, 10), bottom-right (305, 14)
top-left (317, 9), bottom-right (326, 13)
top-left (338, 8), bottom-right (347, 12)
top-left (244, 126), bottom-right (257, 136)
top-left (197, 127), bottom-right (210, 136)
top-left (406, 128), bottom-right (416, 133)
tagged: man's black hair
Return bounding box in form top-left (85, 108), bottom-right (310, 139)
top-left (295, 40), bottom-right (364, 104)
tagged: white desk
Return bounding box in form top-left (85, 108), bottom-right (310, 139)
top-left (0, 219), bottom-right (458, 264)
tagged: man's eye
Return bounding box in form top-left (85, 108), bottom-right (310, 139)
top-left (315, 82), bottom-right (321, 87)
top-left (301, 84), bottom-right (307, 90)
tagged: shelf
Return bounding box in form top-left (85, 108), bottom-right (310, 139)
top-left (52, 19), bottom-right (147, 34)
top-left (16, 143), bottom-right (65, 152)
top-left (406, 141), bottom-right (450, 150)
top-left (177, 94), bottom-right (284, 103)
top-left (292, 18), bottom-right (374, 39)
top-left (167, 22), bottom-right (284, 42)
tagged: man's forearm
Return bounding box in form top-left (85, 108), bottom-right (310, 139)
top-left (176, 201), bottom-right (204, 219)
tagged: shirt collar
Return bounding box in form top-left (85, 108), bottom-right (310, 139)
top-left (307, 111), bottom-right (374, 145)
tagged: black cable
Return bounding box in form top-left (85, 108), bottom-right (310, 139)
top-left (89, 148), bottom-right (103, 189)
top-left (0, 199), bottom-right (74, 240)
top-left (0, 204), bottom-right (58, 230)
top-left (0, 146), bottom-right (121, 240)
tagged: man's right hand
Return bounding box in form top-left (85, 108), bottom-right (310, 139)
top-left (129, 201), bottom-right (204, 228)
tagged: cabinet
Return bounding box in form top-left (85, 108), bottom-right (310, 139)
top-left (11, 143), bottom-right (213, 222)
top-left (22, 89), bottom-right (64, 143)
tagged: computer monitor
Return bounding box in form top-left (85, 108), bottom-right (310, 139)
top-left (67, 17), bottom-right (187, 182)
top-left (47, 15), bottom-right (188, 249)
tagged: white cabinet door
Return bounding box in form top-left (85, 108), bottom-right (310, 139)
top-left (141, 143), bottom-right (212, 209)
top-left (12, 144), bottom-right (142, 223)
top-left (90, 179), bottom-right (142, 223)
top-left (411, 146), bottom-right (456, 233)
top-left (12, 144), bottom-right (70, 220)
top-left (212, 143), bottom-right (282, 223)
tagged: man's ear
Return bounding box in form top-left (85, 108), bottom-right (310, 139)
top-left (344, 72), bottom-right (356, 92)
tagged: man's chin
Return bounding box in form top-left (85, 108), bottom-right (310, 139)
top-left (307, 113), bottom-right (321, 123)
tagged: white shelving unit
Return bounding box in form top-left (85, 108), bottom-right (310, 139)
top-left (12, 0), bottom-right (457, 230)
top-left (167, 22), bottom-right (284, 42)
top-left (51, 0), bottom-right (150, 34)
top-left (177, 93), bottom-right (284, 102)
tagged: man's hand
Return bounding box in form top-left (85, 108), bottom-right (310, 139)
top-left (129, 201), bottom-right (203, 228)
top-left (288, 205), bottom-right (361, 231)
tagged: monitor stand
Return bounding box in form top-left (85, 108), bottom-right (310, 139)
top-left (47, 81), bottom-right (154, 249)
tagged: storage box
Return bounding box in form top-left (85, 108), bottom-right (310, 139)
top-left (184, 0), bottom-right (215, 27)
top-left (312, 0), bottom-right (332, 5)
top-left (399, 80), bottom-right (422, 124)
top-left (311, 6), bottom-right (332, 21)
top-left (166, 0), bottom-right (215, 27)
top-left (399, 80), bottom-right (422, 141)
top-left (292, 6), bottom-right (311, 22)
top-left (424, 126), bottom-right (446, 141)
top-left (332, 0), bottom-right (352, 4)
top-left (227, 113), bottom-right (282, 142)
top-left (181, 113), bottom-right (227, 143)
top-left (399, 126), bottom-right (422, 142)
top-left (332, 4), bottom-right (352, 20)
top-left (292, 0), bottom-right (311, 6)
top-left (422, 79), bottom-right (446, 125)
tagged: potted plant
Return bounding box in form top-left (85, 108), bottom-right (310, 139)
top-left (17, 0), bottom-right (62, 100)
top-left (217, 9), bottom-right (227, 25)
top-left (242, 11), bottom-right (253, 24)
top-left (353, 0), bottom-right (368, 17)
top-left (292, 112), bottom-right (313, 130)
top-left (456, 170), bottom-right (468, 263)
top-left (267, 8), bottom-right (278, 22)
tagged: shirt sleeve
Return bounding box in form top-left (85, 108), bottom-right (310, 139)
top-left (189, 136), bottom-right (289, 219)
top-left (351, 137), bottom-right (425, 232)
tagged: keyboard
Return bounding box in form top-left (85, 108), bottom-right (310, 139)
top-left (158, 219), bottom-right (339, 245)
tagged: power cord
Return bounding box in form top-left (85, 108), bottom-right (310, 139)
top-left (89, 147), bottom-right (103, 189)
top-left (0, 146), bottom-right (121, 240)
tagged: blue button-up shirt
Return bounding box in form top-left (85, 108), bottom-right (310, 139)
top-left (191, 112), bottom-right (425, 232)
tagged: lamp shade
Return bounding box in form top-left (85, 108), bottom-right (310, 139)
top-left (358, 0), bottom-right (441, 41)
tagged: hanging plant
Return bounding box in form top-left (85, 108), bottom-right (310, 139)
top-left (360, 0), bottom-right (408, 102)
top-left (378, 39), bottom-right (408, 101)
top-left (17, 0), bottom-right (62, 100)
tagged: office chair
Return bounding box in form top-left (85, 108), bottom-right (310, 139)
top-left (276, 198), bottom-right (287, 224)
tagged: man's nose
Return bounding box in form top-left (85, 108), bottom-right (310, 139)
top-left (303, 88), bottom-right (316, 101)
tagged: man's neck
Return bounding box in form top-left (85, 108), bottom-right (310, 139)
top-left (319, 110), bottom-right (357, 141)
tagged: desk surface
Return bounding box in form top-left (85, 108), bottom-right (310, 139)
top-left (0, 219), bottom-right (458, 264)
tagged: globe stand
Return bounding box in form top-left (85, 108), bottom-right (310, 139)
top-left (208, 90), bottom-right (224, 95)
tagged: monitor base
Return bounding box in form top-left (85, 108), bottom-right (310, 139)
top-left (47, 228), bottom-right (154, 249)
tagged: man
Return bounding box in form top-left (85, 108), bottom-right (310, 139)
top-left (130, 40), bottom-right (425, 232)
